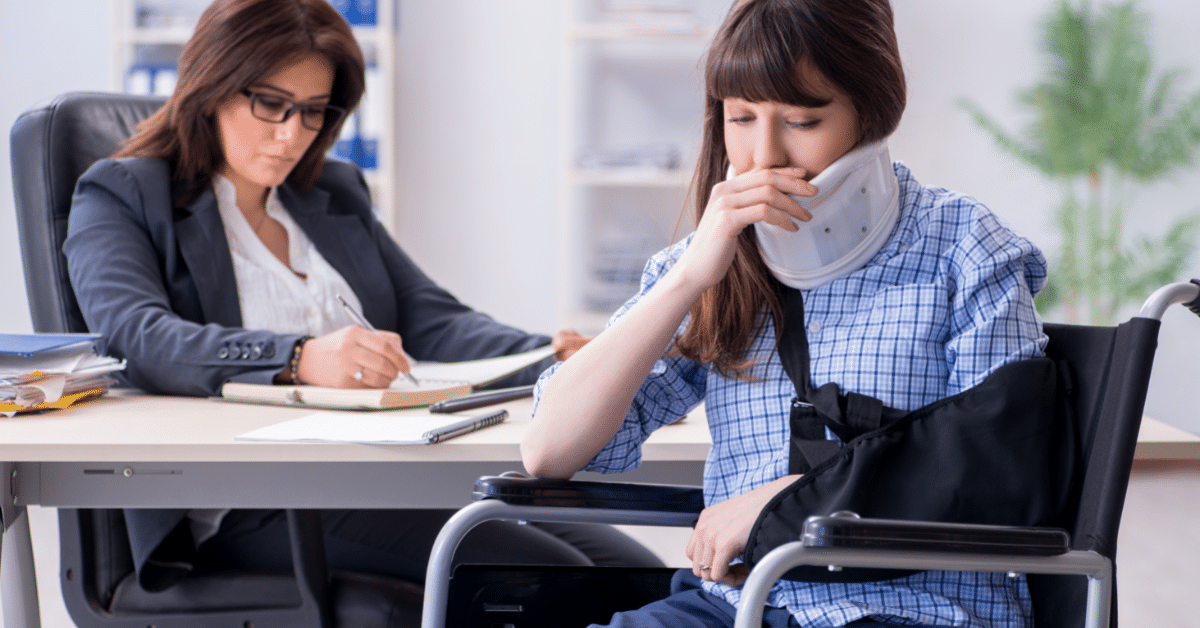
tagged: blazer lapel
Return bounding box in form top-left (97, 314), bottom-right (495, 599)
top-left (174, 185), bottom-right (243, 327)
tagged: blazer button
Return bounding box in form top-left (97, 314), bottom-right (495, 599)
top-left (263, 343), bottom-right (276, 359)
top-left (251, 345), bottom-right (263, 359)
top-left (241, 346), bottom-right (251, 359)
top-left (217, 346), bottom-right (229, 359)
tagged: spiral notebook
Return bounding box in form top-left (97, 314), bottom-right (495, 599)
top-left (218, 346), bottom-right (554, 410)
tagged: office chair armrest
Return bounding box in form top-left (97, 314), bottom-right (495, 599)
top-left (473, 475), bottom-right (704, 514)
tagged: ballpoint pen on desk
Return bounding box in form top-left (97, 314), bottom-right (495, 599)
top-left (336, 294), bottom-right (420, 386)
top-left (428, 384), bottom-right (535, 414)
top-left (423, 409), bottom-right (509, 444)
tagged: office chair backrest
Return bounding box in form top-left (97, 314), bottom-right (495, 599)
top-left (10, 91), bottom-right (166, 334)
top-left (1033, 319), bottom-right (1160, 628)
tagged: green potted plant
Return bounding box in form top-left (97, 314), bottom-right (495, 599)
top-left (960, 0), bottom-right (1200, 324)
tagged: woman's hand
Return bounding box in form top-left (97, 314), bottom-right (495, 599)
top-left (686, 474), bottom-right (800, 587)
top-left (672, 168), bottom-right (817, 294)
top-left (551, 328), bottom-right (592, 361)
top-left (295, 325), bottom-right (410, 388)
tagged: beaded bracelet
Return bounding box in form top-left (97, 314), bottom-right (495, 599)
top-left (287, 335), bottom-right (313, 385)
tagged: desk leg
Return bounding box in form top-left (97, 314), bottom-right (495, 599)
top-left (1, 461), bottom-right (42, 628)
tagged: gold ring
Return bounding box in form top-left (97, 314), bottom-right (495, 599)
top-left (699, 566), bottom-right (710, 570)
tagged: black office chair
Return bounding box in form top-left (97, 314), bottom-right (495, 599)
top-left (10, 91), bottom-right (421, 628)
top-left (420, 281), bottom-right (1200, 628)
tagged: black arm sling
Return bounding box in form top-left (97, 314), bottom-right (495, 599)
top-left (741, 284), bottom-right (1078, 582)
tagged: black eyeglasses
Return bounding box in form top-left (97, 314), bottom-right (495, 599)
top-left (241, 89), bottom-right (347, 131)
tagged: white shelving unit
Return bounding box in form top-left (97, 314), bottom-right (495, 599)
top-left (108, 0), bottom-right (399, 233)
top-left (558, 1), bottom-right (720, 333)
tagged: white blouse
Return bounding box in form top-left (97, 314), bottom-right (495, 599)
top-left (212, 173), bottom-right (363, 338)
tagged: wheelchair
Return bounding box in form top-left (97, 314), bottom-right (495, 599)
top-left (421, 280), bottom-right (1200, 628)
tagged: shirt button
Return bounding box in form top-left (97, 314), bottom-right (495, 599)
top-left (809, 321), bottom-right (822, 333)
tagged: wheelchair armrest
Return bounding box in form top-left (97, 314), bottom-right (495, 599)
top-left (802, 512), bottom-right (1070, 556)
top-left (473, 476), bottom-right (704, 514)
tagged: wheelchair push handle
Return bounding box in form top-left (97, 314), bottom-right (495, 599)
top-left (1137, 280), bottom-right (1200, 321)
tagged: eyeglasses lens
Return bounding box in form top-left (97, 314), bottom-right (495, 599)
top-left (248, 93), bottom-right (330, 131)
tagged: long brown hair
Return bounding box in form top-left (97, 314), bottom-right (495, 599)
top-left (116, 0), bottom-right (365, 206)
top-left (676, 0), bottom-right (906, 376)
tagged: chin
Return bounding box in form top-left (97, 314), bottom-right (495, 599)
top-left (253, 168), bottom-right (293, 189)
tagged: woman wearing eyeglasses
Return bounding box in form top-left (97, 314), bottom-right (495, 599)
top-left (63, 0), bottom-right (657, 601)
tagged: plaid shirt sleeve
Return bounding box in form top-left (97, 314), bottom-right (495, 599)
top-left (532, 240), bottom-right (707, 474)
top-left (942, 196), bottom-right (1048, 395)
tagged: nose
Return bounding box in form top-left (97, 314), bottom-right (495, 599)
top-left (274, 113), bottom-right (303, 141)
top-left (752, 119), bottom-right (789, 171)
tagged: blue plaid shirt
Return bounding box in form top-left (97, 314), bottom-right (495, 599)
top-left (534, 162), bottom-right (1048, 627)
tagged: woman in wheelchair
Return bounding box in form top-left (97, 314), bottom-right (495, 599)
top-left (63, 0), bottom-right (658, 598)
top-left (524, 0), bottom-right (1053, 626)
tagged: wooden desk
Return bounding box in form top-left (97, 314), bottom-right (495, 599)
top-left (1, 389), bottom-right (710, 510)
top-left (0, 389), bottom-right (709, 628)
top-left (1131, 415), bottom-right (1200, 462)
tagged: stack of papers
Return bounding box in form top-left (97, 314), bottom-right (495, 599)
top-left (0, 333), bottom-right (125, 415)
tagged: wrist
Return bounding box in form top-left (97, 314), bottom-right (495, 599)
top-left (275, 335), bottom-right (312, 384)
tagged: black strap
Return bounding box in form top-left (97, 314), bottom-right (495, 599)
top-left (775, 284), bottom-right (813, 401)
top-left (775, 283), bottom-right (903, 473)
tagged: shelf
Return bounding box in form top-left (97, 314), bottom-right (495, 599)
top-left (350, 25), bottom-right (385, 45)
top-left (117, 27), bottom-right (193, 44)
top-left (116, 24), bottom-right (387, 49)
top-left (557, 1), bottom-right (717, 329)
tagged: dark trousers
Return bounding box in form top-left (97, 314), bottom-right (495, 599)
top-left (199, 508), bottom-right (664, 583)
top-left (592, 570), bottom-right (935, 628)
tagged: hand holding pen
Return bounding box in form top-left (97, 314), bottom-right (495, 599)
top-left (328, 295), bottom-right (417, 389)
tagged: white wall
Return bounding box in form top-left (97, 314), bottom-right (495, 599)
top-left (2, 0), bottom-right (1198, 436)
top-left (1, 1), bottom-right (112, 336)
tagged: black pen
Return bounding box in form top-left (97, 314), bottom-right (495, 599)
top-left (337, 293), bottom-right (420, 386)
top-left (428, 385), bottom-right (535, 414)
top-left (424, 409), bottom-right (508, 444)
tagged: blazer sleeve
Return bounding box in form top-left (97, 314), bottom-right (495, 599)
top-left (64, 159), bottom-right (301, 396)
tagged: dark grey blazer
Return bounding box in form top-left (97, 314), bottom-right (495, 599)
top-left (64, 156), bottom-right (552, 590)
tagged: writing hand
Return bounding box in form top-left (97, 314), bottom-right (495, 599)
top-left (296, 325), bottom-right (409, 388)
top-left (686, 474), bottom-right (800, 586)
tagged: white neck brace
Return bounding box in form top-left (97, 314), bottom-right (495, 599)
top-left (749, 139), bottom-right (899, 290)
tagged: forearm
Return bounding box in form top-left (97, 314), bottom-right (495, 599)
top-left (522, 269), bottom-right (703, 478)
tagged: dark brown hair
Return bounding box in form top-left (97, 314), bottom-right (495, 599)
top-left (676, 0), bottom-right (906, 375)
top-left (116, 0), bottom-right (366, 206)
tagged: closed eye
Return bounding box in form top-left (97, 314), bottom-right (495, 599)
top-left (256, 95), bottom-right (287, 107)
